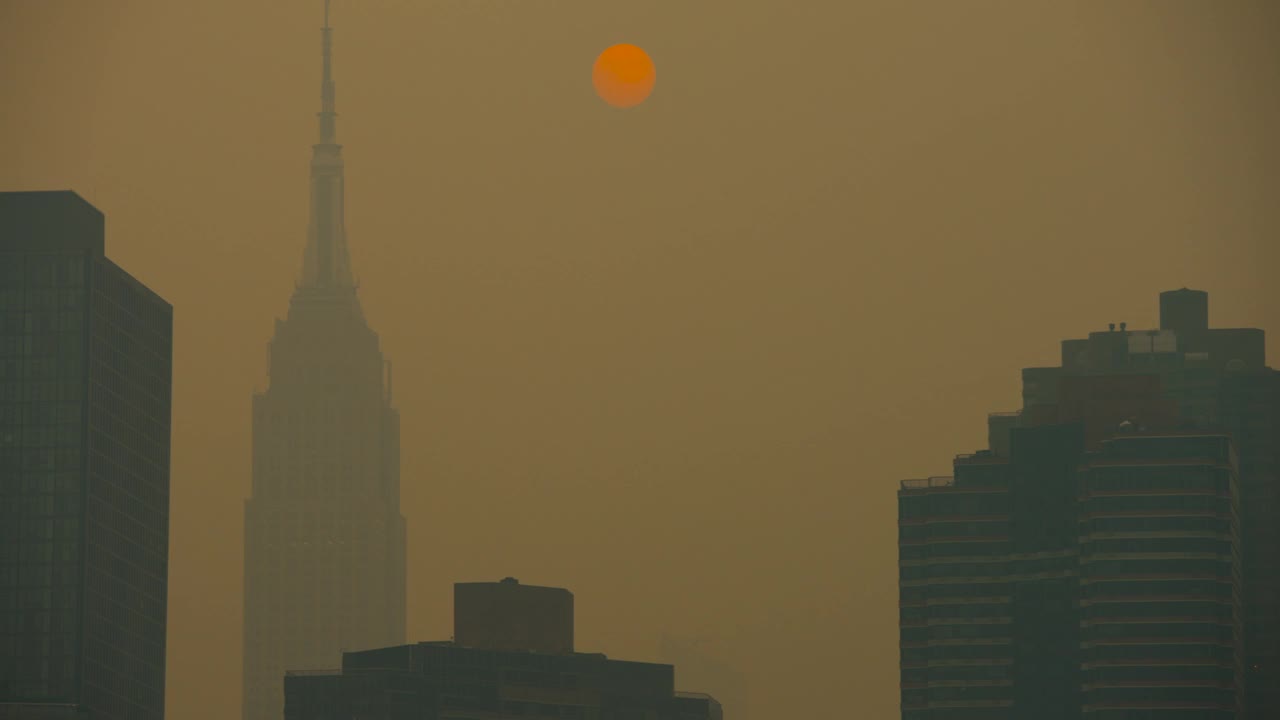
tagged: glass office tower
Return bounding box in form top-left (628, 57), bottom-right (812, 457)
top-left (1, 191), bottom-right (173, 720)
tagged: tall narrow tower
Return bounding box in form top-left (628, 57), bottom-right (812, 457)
top-left (242, 5), bottom-right (406, 719)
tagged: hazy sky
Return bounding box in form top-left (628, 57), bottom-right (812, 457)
top-left (2, 1), bottom-right (1278, 718)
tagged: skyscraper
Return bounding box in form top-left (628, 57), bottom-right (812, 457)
top-left (899, 290), bottom-right (1275, 719)
top-left (0, 191), bottom-right (174, 720)
top-left (241, 5), bottom-right (406, 720)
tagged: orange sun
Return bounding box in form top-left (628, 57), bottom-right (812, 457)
top-left (592, 44), bottom-right (656, 109)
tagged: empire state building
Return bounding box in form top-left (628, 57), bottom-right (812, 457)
top-left (242, 5), bottom-right (406, 719)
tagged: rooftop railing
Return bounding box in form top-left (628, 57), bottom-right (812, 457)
top-left (899, 476), bottom-right (955, 490)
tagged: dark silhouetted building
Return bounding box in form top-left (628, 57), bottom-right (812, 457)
top-left (1024, 289), bottom-right (1276, 719)
top-left (242, 8), bottom-right (405, 720)
top-left (454, 578), bottom-right (574, 655)
top-left (900, 290), bottom-right (1274, 719)
top-left (1, 191), bottom-right (173, 720)
top-left (283, 582), bottom-right (723, 720)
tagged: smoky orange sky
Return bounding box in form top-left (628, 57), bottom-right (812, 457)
top-left (2, 1), bottom-right (1279, 718)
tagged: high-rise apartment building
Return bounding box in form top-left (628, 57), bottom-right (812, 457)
top-left (0, 191), bottom-right (173, 720)
top-left (242, 7), bottom-right (406, 720)
top-left (1019, 289), bottom-right (1277, 718)
top-left (899, 290), bottom-right (1275, 719)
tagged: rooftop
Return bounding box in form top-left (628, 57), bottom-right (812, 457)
top-left (899, 476), bottom-right (955, 491)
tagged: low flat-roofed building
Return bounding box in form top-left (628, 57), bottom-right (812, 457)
top-left (284, 581), bottom-right (722, 720)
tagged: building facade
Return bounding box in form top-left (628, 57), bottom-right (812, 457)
top-left (1, 191), bottom-right (173, 720)
top-left (242, 8), bottom-right (406, 720)
top-left (1216, 368), bottom-right (1279, 716)
top-left (899, 423), bottom-right (1087, 720)
top-left (1078, 433), bottom-right (1242, 717)
top-left (284, 581), bottom-right (723, 720)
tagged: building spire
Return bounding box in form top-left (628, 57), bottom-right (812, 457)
top-left (300, 0), bottom-right (354, 289)
top-left (319, 0), bottom-right (336, 144)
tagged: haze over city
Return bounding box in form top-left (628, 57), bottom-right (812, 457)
top-left (2, 1), bottom-right (1279, 719)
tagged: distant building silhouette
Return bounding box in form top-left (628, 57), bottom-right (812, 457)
top-left (242, 6), bottom-right (406, 720)
top-left (899, 290), bottom-right (1277, 719)
top-left (283, 580), bottom-right (723, 720)
top-left (658, 634), bottom-right (747, 719)
top-left (0, 191), bottom-right (173, 720)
